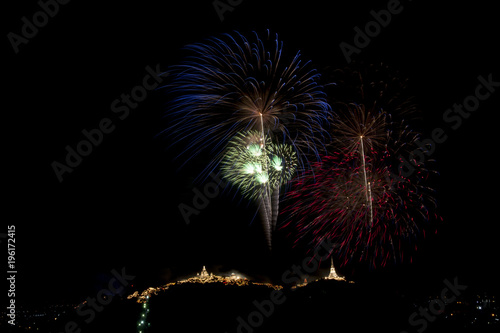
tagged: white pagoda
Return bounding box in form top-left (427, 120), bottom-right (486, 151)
top-left (326, 258), bottom-right (345, 281)
top-left (198, 265), bottom-right (209, 278)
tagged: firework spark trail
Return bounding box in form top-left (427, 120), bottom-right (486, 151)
top-left (270, 185), bottom-right (280, 231)
top-left (259, 112), bottom-right (272, 240)
top-left (258, 196), bottom-right (272, 250)
top-left (359, 135), bottom-right (374, 228)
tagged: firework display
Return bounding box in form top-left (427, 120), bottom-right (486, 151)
top-left (166, 29), bottom-right (437, 263)
top-left (281, 65), bottom-right (437, 266)
top-left (166, 30), bottom-right (328, 250)
top-left (220, 130), bottom-right (297, 249)
top-left (165, 30), bottom-right (330, 174)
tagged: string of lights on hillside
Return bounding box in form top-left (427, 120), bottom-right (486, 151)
top-left (128, 266), bottom-right (283, 304)
top-left (136, 296), bottom-right (150, 333)
top-left (128, 260), bottom-right (349, 305)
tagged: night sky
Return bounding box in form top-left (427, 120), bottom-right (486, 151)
top-left (5, 0), bottom-right (500, 309)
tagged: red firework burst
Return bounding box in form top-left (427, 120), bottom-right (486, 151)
top-left (281, 103), bottom-right (437, 267)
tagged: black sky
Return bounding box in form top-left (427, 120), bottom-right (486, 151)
top-left (4, 0), bottom-right (500, 307)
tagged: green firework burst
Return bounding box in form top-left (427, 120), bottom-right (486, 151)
top-left (220, 130), bottom-right (297, 201)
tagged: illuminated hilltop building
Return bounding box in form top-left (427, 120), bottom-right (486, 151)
top-left (326, 258), bottom-right (346, 281)
top-left (197, 266), bottom-right (211, 279)
top-left (291, 258), bottom-right (349, 289)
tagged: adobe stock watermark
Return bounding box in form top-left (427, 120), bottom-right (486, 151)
top-left (398, 73), bottom-right (499, 177)
top-left (227, 239), bottom-right (339, 333)
top-left (339, 0), bottom-right (409, 64)
top-left (178, 172), bottom-right (227, 225)
top-left (7, 0), bottom-right (71, 54)
top-left (51, 63), bottom-right (165, 183)
top-left (401, 276), bottom-right (467, 333)
top-left (213, 0), bottom-right (243, 22)
top-left (58, 267), bottom-right (135, 333)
